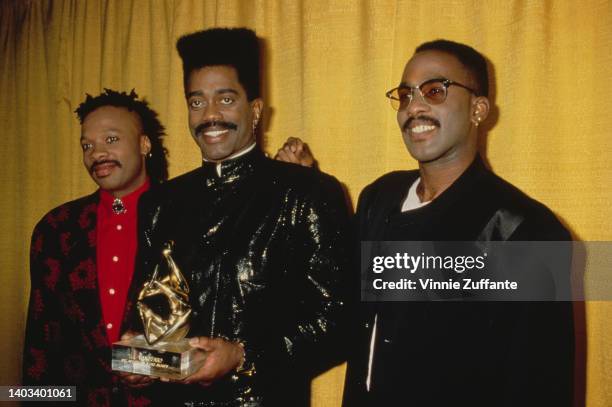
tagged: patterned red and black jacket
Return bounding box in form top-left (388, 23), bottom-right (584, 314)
top-left (23, 192), bottom-right (153, 407)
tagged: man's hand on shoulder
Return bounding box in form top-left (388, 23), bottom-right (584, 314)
top-left (182, 337), bottom-right (244, 386)
top-left (274, 137), bottom-right (316, 168)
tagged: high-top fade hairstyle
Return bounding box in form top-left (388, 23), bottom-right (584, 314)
top-left (75, 88), bottom-right (169, 184)
top-left (176, 27), bottom-right (261, 101)
top-left (415, 39), bottom-right (489, 98)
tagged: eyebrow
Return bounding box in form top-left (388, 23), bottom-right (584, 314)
top-left (399, 77), bottom-right (447, 87)
top-left (186, 88), bottom-right (240, 98)
top-left (79, 128), bottom-right (121, 140)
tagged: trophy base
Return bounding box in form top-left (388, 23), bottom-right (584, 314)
top-left (112, 335), bottom-right (206, 380)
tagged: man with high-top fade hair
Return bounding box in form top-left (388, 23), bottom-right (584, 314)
top-left (134, 28), bottom-right (350, 406)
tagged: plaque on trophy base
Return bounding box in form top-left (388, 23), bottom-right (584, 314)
top-left (112, 335), bottom-right (206, 380)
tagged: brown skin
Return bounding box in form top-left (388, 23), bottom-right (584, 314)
top-left (275, 53), bottom-right (491, 196)
top-left (274, 137), bottom-right (316, 167)
top-left (182, 64), bottom-right (259, 385)
top-left (181, 337), bottom-right (244, 386)
top-left (121, 66), bottom-right (259, 388)
top-left (118, 335), bottom-right (244, 387)
top-left (80, 106), bottom-right (151, 198)
top-left (186, 66), bottom-right (263, 162)
top-left (397, 50), bottom-right (489, 202)
top-left (81, 108), bottom-right (152, 387)
top-left (185, 70), bottom-right (314, 382)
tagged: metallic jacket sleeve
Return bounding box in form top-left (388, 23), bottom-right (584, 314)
top-left (265, 176), bottom-right (350, 372)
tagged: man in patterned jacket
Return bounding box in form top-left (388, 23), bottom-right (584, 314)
top-left (22, 89), bottom-right (169, 406)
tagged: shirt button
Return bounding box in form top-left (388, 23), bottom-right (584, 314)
top-left (109, 288), bottom-right (115, 295)
top-left (112, 256), bottom-right (119, 262)
top-left (106, 323), bottom-right (113, 330)
top-left (116, 225), bottom-right (123, 231)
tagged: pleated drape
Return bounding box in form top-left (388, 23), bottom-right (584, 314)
top-left (1, 1), bottom-right (610, 405)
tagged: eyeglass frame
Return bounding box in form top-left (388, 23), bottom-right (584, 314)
top-left (385, 78), bottom-right (477, 110)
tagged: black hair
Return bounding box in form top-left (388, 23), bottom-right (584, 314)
top-left (176, 27), bottom-right (261, 100)
top-left (415, 39), bottom-right (489, 97)
top-left (74, 88), bottom-right (169, 184)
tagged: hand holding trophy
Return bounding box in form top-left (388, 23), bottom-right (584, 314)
top-left (112, 241), bottom-right (206, 379)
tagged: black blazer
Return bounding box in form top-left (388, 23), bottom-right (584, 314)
top-left (344, 156), bottom-right (574, 407)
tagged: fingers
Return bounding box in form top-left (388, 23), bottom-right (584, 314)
top-left (285, 137), bottom-right (302, 151)
top-left (181, 356), bottom-right (214, 385)
top-left (295, 143), bottom-right (314, 167)
top-left (275, 147), bottom-right (299, 164)
top-left (182, 337), bottom-right (243, 385)
top-left (188, 336), bottom-right (215, 351)
top-left (283, 137), bottom-right (303, 158)
top-left (182, 370), bottom-right (213, 386)
top-left (275, 137), bottom-right (315, 167)
top-left (120, 331), bottom-right (137, 341)
top-left (276, 137), bottom-right (301, 163)
top-left (117, 370), bottom-right (156, 388)
top-left (181, 336), bottom-right (217, 384)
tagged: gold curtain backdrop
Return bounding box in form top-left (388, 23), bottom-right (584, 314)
top-left (1, 0), bottom-right (611, 405)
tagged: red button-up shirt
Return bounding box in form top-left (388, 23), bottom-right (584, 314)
top-left (96, 180), bottom-right (149, 343)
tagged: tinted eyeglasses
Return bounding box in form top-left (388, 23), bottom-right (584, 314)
top-left (385, 78), bottom-right (476, 111)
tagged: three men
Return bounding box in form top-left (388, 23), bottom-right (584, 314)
top-left (133, 28), bottom-right (350, 405)
top-left (23, 89), bottom-right (168, 405)
top-left (343, 40), bottom-right (574, 406)
top-left (24, 31), bottom-right (574, 407)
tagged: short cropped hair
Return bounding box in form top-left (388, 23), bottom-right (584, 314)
top-left (415, 39), bottom-right (489, 97)
top-left (75, 88), bottom-right (169, 184)
top-left (176, 27), bottom-right (261, 100)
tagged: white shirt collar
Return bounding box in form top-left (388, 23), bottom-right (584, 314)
top-left (202, 143), bottom-right (257, 176)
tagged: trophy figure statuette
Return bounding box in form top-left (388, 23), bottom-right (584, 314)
top-left (112, 241), bottom-right (206, 379)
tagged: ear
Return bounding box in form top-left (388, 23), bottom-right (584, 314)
top-left (251, 98), bottom-right (263, 127)
top-left (471, 96), bottom-right (490, 127)
top-left (140, 135), bottom-right (152, 155)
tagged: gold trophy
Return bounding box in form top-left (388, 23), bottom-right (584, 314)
top-left (112, 241), bottom-right (206, 379)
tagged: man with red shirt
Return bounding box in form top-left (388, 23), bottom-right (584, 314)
top-left (22, 89), bottom-right (168, 406)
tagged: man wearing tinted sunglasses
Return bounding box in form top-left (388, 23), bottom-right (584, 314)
top-left (342, 40), bottom-right (574, 406)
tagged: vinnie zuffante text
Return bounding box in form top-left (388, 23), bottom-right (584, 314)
top-left (370, 252), bottom-right (518, 291)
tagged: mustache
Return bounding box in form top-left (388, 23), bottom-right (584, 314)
top-left (90, 159), bottom-right (121, 173)
top-left (402, 115), bottom-right (441, 132)
top-left (195, 120), bottom-right (238, 136)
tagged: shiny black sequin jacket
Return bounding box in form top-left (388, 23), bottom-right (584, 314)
top-left (133, 148), bottom-right (351, 406)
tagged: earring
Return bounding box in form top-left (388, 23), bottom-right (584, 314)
top-left (252, 117), bottom-right (260, 135)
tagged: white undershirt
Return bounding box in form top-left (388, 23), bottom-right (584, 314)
top-left (401, 177), bottom-right (431, 212)
top-left (366, 177), bottom-right (431, 391)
